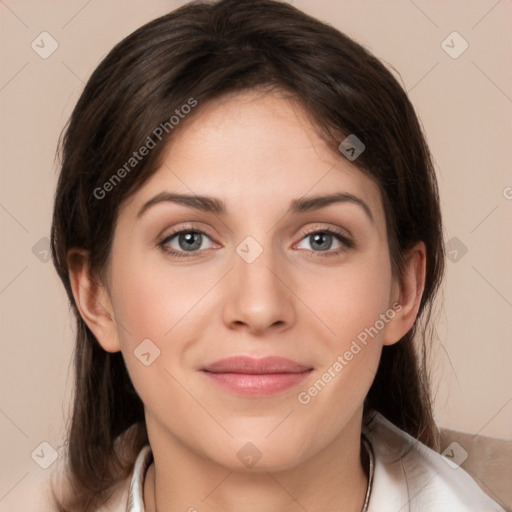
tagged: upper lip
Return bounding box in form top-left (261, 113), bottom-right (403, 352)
top-left (202, 356), bottom-right (312, 374)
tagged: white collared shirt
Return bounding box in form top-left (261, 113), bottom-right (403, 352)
top-left (119, 413), bottom-right (505, 511)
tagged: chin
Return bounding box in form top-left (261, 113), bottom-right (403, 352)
top-left (206, 432), bottom-right (315, 473)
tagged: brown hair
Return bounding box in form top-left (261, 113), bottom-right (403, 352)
top-left (50, 0), bottom-right (444, 509)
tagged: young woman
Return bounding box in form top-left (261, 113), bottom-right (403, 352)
top-left (49, 0), bottom-right (506, 511)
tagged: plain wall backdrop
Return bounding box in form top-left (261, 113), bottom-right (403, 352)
top-left (1, 0), bottom-right (511, 508)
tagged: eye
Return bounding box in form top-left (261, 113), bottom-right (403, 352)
top-left (158, 226), bottom-right (353, 259)
top-left (159, 229), bottom-right (216, 257)
top-left (295, 228), bottom-right (353, 255)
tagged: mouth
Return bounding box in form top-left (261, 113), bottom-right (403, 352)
top-left (201, 356), bottom-right (313, 396)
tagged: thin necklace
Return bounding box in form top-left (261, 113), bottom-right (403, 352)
top-left (361, 434), bottom-right (375, 512)
top-left (151, 437), bottom-right (375, 512)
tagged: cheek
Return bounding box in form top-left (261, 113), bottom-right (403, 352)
top-left (110, 255), bottom-right (218, 346)
top-left (300, 252), bottom-right (393, 351)
top-left (292, 249), bottom-right (392, 407)
top-left (109, 258), bottom-right (222, 402)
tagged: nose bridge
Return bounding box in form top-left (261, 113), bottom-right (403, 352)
top-left (237, 242), bottom-right (276, 287)
top-left (221, 233), bottom-right (295, 332)
top-left (234, 233), bottom-right (283, 299)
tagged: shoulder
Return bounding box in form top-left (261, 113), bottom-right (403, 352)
top-left (364, 413), bottom-right (506, 512)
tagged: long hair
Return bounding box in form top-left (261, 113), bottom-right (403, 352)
top-left (50, 0), bottom-right (445, 509)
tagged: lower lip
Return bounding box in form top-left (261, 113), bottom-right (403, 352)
top-left (203, 371), bottom-right (312, 396)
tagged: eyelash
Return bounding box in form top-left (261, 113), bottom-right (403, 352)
top-left (157, 225), bottom-right (354, 259)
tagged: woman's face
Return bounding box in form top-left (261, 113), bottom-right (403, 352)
top-left (100, 90), bottom-right (404, 471)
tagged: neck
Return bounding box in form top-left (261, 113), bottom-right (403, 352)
top-left (143, 415), bottom-right (369, 512)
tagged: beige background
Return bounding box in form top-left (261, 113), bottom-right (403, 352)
top-left (1, 0), bottom-right (511, 508)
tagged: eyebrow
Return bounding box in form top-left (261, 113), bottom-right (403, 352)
top-left (137, 191), bottom-right (374, 223)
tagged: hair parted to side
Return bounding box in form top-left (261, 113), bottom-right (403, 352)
top-left (50, 0), bottom-right (445, 509)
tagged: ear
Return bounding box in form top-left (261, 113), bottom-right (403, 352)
top-left (383, 241), bottom-right (426, 346)
top-left (67, 248), bottom-right (121, 353)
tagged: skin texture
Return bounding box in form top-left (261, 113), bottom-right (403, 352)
top-left (68, 90), bottom-right (426, 512)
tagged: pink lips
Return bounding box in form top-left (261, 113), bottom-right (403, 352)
top-left (201, 356), bottom-right (313, 396)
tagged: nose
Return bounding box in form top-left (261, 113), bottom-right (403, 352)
top-left (221, 242), bottom-right (296, 335)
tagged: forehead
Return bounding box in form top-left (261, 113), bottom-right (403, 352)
top-left (121, 90), bottom-right (385, 225)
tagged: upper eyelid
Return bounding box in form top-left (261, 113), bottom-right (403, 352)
top-left (160, 224), bottom-right (350, 238)
top-left (299, 223), bottom-right (352, 239)
top-left (160, 224), bottom-right (214, 242)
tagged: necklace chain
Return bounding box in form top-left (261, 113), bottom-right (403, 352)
top-left (361, 434), bottom-right (375, 512)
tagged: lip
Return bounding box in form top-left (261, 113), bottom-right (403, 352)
top-left (201, 356), bottom-right (313, 396)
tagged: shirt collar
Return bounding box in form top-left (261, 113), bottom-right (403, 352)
top-left (126, 444), bottom-right (152, 512)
